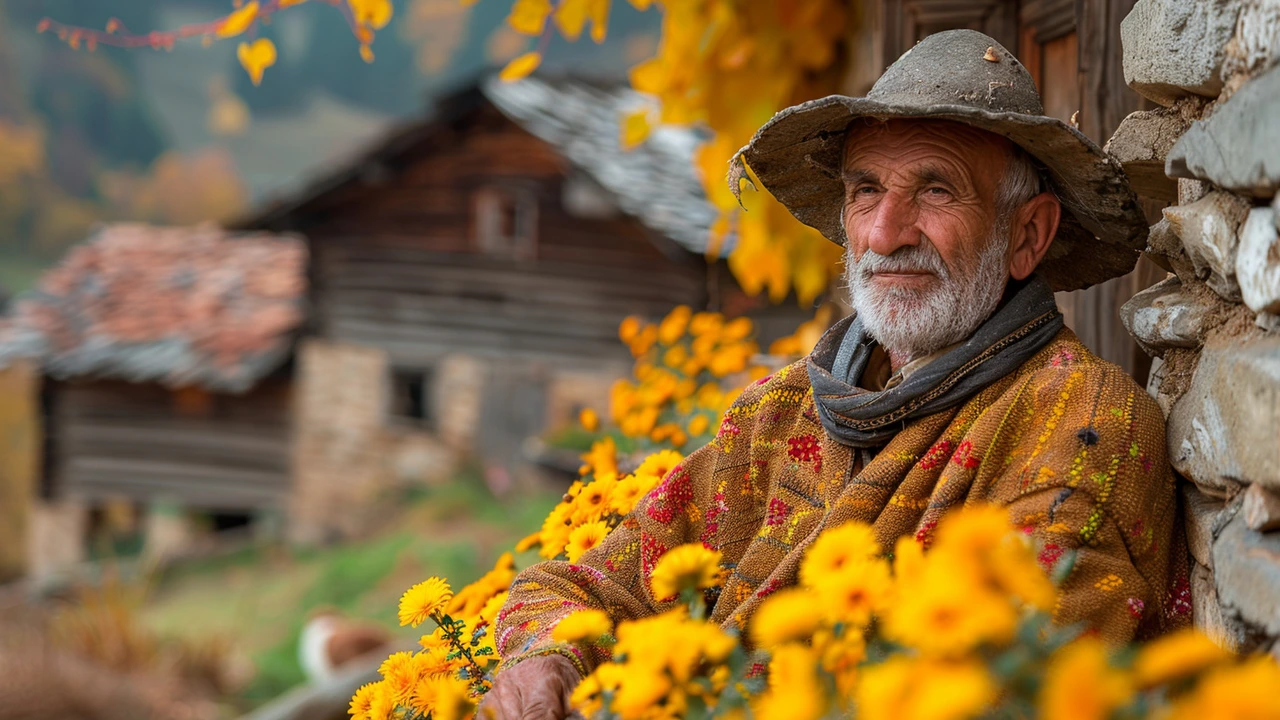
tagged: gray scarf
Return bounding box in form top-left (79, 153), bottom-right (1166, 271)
top-left (806, 275), bottom-right (1064, 448)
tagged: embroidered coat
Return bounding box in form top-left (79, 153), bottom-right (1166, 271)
top-left (494, 328), bottom-right (1189, 675)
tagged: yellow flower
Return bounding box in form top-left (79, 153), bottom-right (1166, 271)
top-left (689, 311), bottom-right (724, 336)
top-left (378, 650), bottom-right (425, 704)
top-left (553, 608), bottom-right (614, 644)
top-left (800, 521), bottom-right (882, 589)
top-left (856, 656), bottom-right (995, 720)
top-left (610, 667), bottom-right (674, 719)
top-left (579, 407), bottom-right (600, 432)
top-left (650, 543), bottom-right (722, 600)
top-left (663, 344), bottom-right (689, 369)
top-left (348, 681), bottom-right (382, 719)
top-left (882, 562), bottom-right (1016, 656)
top-left (610, 475), bottom-right (648, 515)
top-left (570, 672), bottom-right (605, 717)
top-left (813, 627), bottom-right (865, 696)
top-left (753, 643), bottom-right (825, 720)
top-left (566, 521), bottom-right (611, 562)
top-left (619, 315), bottom-right (642, 343)
top-left (410, 674), bottom-right (474, 720)
top-left (1167, 656), bottom-right (1280, 720)
top-left (1133, 628), bottom-right (1233, 688)
top-left (634, 449), bottom-right (684, 481)
top-left (658, 305), bottom-right (693, 345)
top-left (687, 414), bottom-right (710, 437)
top-left (580, 436), bottom-right (619, 478)
top-left (933, 504), bottom-right (1011, 557)
top-left (538, 502), bottom-right (574, 559)
top-left (750, 587), bottom-right (821, 648)
top-left (398, 577), bottom-right (453, 628)
top-left (571, 475), bottom-right (616, 524)
top-left (1039, 636), bottom-right (1132, 720)
top-left (812, 557), bottom-right (893, 628)
top-left (722, 316), bottom-right (753, 340)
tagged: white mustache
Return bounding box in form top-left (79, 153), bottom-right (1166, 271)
top-left (853, 241), bottom-right (950, 280)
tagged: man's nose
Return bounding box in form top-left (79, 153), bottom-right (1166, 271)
top-left (865, 190), bottom-right (920, 257)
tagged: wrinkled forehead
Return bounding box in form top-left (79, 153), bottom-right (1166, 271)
top-left (841, 118), bottom-right (1014, 175)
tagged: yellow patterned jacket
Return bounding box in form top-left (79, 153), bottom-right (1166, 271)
top-left (494, 328), bottom-right (1189, 674)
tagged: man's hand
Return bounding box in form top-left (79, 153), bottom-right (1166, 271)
top-left (477, 654), bottom-right (582, 720)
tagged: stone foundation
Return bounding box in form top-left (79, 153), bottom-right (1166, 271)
top-left (1115, 0), bottom-right (1280, 656)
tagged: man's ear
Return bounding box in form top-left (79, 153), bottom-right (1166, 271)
top-left (1007, 192), bottom-right (1061, 281)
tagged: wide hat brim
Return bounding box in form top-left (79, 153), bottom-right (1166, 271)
top-left (738, 92), bottom-right (1150, 293)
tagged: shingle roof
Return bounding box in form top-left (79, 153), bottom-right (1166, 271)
top-left (483, 76), bottom-right (735, 257)
top-left (0, 224), bottom-right (307, 393)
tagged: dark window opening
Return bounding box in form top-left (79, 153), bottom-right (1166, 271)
top-left (390, 368), bottom-right (435, 429)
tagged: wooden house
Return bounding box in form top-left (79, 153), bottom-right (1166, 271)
top-left (0, 76), bottom-right (807, 573)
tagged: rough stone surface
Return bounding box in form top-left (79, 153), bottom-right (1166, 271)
top-left (1121, 0), bottom-right (1242, 105)
top-left (1238, 206), bottom-right (1280, 314)
top-left (1145, 217), bottom-right (1199, 278)
top-left (1164, 190), bottom-right (1252, 301)
top-left (1167, 63), bottom-right (1280, 196)
top-left (1212, 510), bottom-right (1280, 638)
top-left (1243, 482), bottom-right (1280, 532)
top-left (1184, 482), bottom-right (1226, 570)
top-left (1120, 277), bottom-right (1213, 356)
top-left (1105, 109), bottom-right (1189, 202)
top-left (1222, 0), bottom-right (1280, 80)
top-left (1192, 560), bottom-right (1247, 650)
top-left (1167, 335), bottom-right (1280, 493)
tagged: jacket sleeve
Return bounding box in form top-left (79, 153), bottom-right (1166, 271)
top-left (985, 363), bottom-right (1188, 642)
top-left (493, 377), bottom-right (771, 675)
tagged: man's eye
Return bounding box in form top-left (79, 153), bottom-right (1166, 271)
top-left (925, 187), bottom-right (951, 197)
top-left (854, 186), bottom-right (878, 196)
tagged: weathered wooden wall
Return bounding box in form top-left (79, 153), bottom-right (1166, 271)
top-left (47, 377), bottom-right (292, 511)
top-left (290, 104), bottom-right (708, 370)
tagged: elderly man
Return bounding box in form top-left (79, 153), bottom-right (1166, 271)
top-left (482, 29), bottom-right (1188, 719)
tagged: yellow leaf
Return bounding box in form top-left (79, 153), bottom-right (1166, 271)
top-left (348, 0), bottom-right (393, 29)
top-left (499, 51), bottom-right (542, 82)
top-left (553, 0), bottom-right (588, 40)
top-left (508, 0), bottom-right (552, 36)
top-left (237, 37), bottom-right (277, 86)
top-left (279, 0), bottom-right (308, 6)
top-left (588, 0), bottom-right (609, 43)
top-left (626, 0), bottom-right (652, 9)
top-left (217, 1), bottom-right (259, 38)
top-left (359, 43), bottom-right (375, 63)
top-left (619, 109), bottom-right (651, 150)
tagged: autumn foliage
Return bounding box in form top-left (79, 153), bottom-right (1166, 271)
top-left (40, 0), bottom-right (849, 306)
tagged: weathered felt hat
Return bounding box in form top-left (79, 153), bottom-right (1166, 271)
top-left (734, 29), bottom-right (1148, 292)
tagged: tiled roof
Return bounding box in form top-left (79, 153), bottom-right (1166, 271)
top-left (0, 224), bottom-right (307, 393)
top-left (483, 76), bottom-right (735, 258)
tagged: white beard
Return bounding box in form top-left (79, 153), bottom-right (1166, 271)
top-left (846, 227), bottom-right (1010, 361)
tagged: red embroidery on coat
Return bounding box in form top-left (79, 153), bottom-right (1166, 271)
top-left (951, 440), bottom-right (981, 469)
top-left (1038, 543), bottom-right (1065, 569)
top-left (915, 520), bottom-right (938, 547)
top-left (787, 434), bottom-right (821, 466)
top-left (919, 440), bottom-right (954, 470)
top-left (765, 498), bottom-right (791, 526)
top-left (646, 469), bottom-right (693, 524)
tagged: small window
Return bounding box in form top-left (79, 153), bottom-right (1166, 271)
top-left (473, 186), bottom-right (537, 260)
top-left (390, 368), bottom-right (435, 428)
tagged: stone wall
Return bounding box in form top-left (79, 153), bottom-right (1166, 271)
top-left (1112, 0), bottom-right (1280, 655)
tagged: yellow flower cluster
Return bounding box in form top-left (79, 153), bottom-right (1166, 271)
top-left (612, 305), bottom-right (766, 448)
top-left (527, 443), bottom-right (684, 561)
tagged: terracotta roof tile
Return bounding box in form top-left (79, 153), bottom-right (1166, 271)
top-left (0, 223), bottom-right (307, 393)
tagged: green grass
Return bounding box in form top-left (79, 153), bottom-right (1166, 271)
top-left (139, 476), bottom-right (561, 709)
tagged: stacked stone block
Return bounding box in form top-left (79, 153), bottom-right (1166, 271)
top-left (1113, 0), bottom-right (1280, 655)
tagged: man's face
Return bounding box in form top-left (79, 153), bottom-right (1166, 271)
top-left (840, 119), bottom-right (1016, 360)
